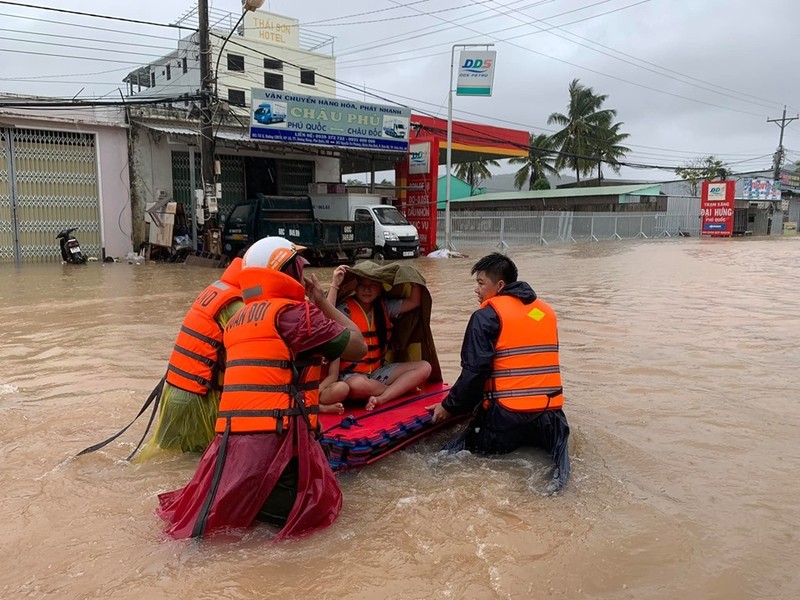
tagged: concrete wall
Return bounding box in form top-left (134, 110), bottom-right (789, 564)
top-left (0, 106), bottom-right (133, 258)
top-left (128, 125), bottom-right (176, 250)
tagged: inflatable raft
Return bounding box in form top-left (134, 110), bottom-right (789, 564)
top-left (322, 261), bottom-right (465, 471)
top-left (319, 382), bottom-right (466, 471)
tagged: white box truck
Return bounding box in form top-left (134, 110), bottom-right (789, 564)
top-left (310, 193), bottom-right (420, 259)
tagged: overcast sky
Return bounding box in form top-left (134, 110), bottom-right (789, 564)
top-left (1, 0), bottom-right (798, 182)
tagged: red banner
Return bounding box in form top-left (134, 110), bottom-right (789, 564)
top-left (701, 180), bottom-right (735, 237)
top-left (396, 137), bottom-right (438, 253)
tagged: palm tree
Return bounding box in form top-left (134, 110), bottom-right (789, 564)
top-left (453, 158), bottom-right (500, 194)
top-left (509, 133), bottom-right (559, 190)
top-left (592, 120), bottom-right (631, 183)
top-left (548, 79), bottom-right (621, 185)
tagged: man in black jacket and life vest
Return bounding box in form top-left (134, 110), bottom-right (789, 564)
top-left (427, 252), bottom-right (571, 492)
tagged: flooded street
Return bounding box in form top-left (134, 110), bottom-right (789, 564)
top-left (1, 237), bottom-right (799, 599)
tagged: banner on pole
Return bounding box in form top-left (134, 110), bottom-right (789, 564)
top-left (396, 138), bottom-right (438, 254)
top-left (701, 180), bottom-right (735, 237)
top-left (456, 51), bottom-right (497, 97)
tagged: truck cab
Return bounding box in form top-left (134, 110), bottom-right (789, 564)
top-left (352, 204), bottom-right (419, 259)
top-left (383, 122), bottom-right (407, 139)
top-left (309, 193), bottom-right (420, 260)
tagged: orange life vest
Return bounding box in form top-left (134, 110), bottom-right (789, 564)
top-left (165, 272), bottom-right (242, 395)
top-left (339, 297), bottom-right (392, 375)
top-left (482, 294), bottom-right (564, 413)
top-left (215, 267), bottom-right (320, 434)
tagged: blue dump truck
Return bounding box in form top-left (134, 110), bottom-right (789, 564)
top-left (221, 194), bottom-right (374, 265)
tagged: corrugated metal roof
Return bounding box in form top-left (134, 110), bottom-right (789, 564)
top-left (136, 122), bottom-right (250, 142)
top-left (437, 183), bottom-right (661, 209)
top-left (461, 183), bottom-right (661, 201)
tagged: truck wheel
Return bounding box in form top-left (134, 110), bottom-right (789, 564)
top-left (372, 248), bottom-right (385, 261)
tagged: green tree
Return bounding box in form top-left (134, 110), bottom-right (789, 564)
top-left (533, 177), bottom-right (551, 190)
top-left (547, 79), bottom-right (628, 185)
top-left (674, 156), bottom-right (729, 196)
top-left (453, 158), bottom-right (500, 193)
top-left (508, 133), bottom-right (559, 190)
top-left (593, 120), bottom-right (631, 183)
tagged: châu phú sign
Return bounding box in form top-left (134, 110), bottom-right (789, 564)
top-left (701, 180), bottom-right (735, 237)
top-left (249, 88), bottom-right (410, 152)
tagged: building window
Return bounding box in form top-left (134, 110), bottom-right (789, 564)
top-left (263, 58), bottom-right (283, 70)
top-left (300, 69), bottom-right (315, 86)
top-left (166, 64), bottom-right (171, 80)
top-left (182, 57), bottom-right (188, 74)
top-left (227, 53), bottom-right (245, 72)
top-left (228, 88), bottom-right (246, 107)
top-left (150, 71), bottom-right (156, 87)
top-left (264, 72), bottom-right (284, 90)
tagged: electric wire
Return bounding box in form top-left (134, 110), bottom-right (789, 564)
top-left (374, 0), bottom-right (768, 119)
top-left (0, 0), bottom-right (194, 30)
top-left (212, 33), bottom-right (771, 173)
top-left (476, 0), bottom-right (786, 111)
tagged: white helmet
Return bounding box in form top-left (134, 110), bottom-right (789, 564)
top-left (242, 236), bottom-right (306, 272)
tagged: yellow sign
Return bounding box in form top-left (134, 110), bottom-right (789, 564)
top-left (783, 222), bottom-right (797, 235)
top-left (244, 10), bottom-right (299, 48)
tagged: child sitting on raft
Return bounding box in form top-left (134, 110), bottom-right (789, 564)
top-left (327, 265), bottom-right (431, 411)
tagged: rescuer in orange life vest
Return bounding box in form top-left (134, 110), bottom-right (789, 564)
top-left (136, 257), bottom-right (245, 459)
top-left (427, 252), bottom-right (571, 492)
top-left (157, 237), bottom-right (367, 540)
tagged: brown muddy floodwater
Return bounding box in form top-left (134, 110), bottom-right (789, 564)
top-left (1, 237), bottom-right (799, 599)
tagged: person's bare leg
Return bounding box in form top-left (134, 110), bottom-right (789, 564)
top-left (320, 381), bottom-right (349, 415)
top-left (366, 361), bottom-right (432, 411)
top-left (345, 374), bottom-right (386, 401)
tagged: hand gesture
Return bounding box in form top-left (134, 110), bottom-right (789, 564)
top-left (331, 265), bottom-right (348, 290)
top-left (304, 273), bottom-right (326, 306)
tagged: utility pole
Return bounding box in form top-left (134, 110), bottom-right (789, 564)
top-left (768, 106), bottom-right (799, 181)
top-left (198, 0), bottom-right (216, 228)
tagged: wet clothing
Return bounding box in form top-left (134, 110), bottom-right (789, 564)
top-left (157, 267), bottom-right (348, 540)
top-left (441, 281), bottom-right (571, 491)
top-left (165, 278), bottom-right (241, 395)
top-left (138, 261), bottom-right (244, 459)
top-left (481, 294), bottom-right (563, 412)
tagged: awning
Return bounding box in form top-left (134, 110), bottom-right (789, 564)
top-left (411, 114), bottom-right (529, 162)
top-left (134, 121), bottom-right (406, 169)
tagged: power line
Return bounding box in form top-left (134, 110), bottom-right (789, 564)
top-left (477, 0), bottom-right (786, 112)
top-left (374, 0), bottom-right (768, 119)
top-left (0, 66), bottom-right (133, 82)
top-left (336, 0), bottom-right (587, 60)
top-left (0, 35), bottom-right (179, 60)
top-left (0, 94), bottom-right (200, 107)
top-left (303, 0), bottom-right (523, 27)
top-left (0, 0), bottom-right (193, 30)
top-left (0, 27), bottom-right (182, 53)
top-left (0, 11), bottom-right (190, 40)
top-left (214, 33), bottom-right (768, 173)
top-left (0, 46), bottom-right (157, 67)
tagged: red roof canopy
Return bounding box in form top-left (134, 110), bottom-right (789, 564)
top-left (410, 114), bottom-right (529, 162)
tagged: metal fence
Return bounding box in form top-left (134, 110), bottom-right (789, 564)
top-left (436, 206), bottom-right (701, 249)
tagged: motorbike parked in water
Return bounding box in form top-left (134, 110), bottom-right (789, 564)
top-left (56, 227), bottom-right (87, 264)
